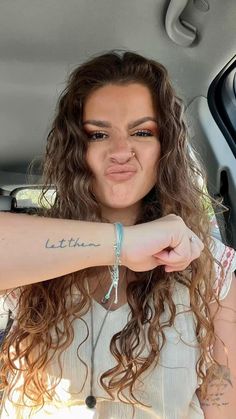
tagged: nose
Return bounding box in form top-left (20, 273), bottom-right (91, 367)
top-left (108, 130), bottom-right (134, 163)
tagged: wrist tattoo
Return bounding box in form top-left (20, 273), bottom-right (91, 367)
top-left (201, 364), bottom-right (232, 408)
top-left (45, 238), bottom-right (101, 249)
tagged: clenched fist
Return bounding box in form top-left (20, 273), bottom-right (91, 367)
top-left (122, 214), bottom-right (204, 272)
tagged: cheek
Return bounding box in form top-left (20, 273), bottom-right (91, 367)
top-left (145, 147), bottom-right (161, 182)
top-left (86, 148), bottom-right (104, 189)
top-left (86, 148), bottom-right (98, 174)
top-left (145, 144), bottom-right (161, 168)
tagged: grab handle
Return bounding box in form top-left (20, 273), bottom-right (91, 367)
top-left (165, 0), bottom-right (197, 47)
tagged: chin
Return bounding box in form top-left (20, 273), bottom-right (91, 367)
top-left (106, 202), bottom-right (133, 209)
top-left (103, 198), bottom-right (142, 210)
top-left (96, 190), bottom-right (147, 210)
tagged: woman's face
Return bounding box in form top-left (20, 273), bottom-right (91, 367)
top-left (83, 83), bottom-right (161, 222)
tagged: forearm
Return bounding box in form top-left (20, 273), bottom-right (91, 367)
top-left (0, 212), bottom-right (115, 290)
top-left (197, 370), bottom-right (236, 419)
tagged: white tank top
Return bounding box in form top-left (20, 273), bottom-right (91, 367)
top-left (0, 237), bottom-right (235, 418)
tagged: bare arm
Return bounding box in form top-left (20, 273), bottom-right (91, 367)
top-left (0, 212), bottom-right (115, 290)
top-left (0, 212), bottom-right (203, 291)
top-left (197, 273), bottom-right (236, 419)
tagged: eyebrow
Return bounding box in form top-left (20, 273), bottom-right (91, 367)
top-left (82, 116), bottom-right (158, 129)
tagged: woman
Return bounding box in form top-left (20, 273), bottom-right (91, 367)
top-left (0, 50), bottom-right (235, 418)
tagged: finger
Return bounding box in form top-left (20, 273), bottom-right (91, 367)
top-left (187, 229), bottom-right (204, 249)
top-left (163, 241), bottom-right (204, 272)
top-left (154, 234), bottom-right (203, 263)
top-left (189, 236), bottom-right (204, 253)
top-left (153, 239), bottom-right (191, 264)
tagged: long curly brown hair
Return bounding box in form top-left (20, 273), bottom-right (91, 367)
top-left (0, 50), bottom-right (226, 413)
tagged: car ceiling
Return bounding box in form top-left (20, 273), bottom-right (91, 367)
top-left (0, 0), bottom-right (236, 180)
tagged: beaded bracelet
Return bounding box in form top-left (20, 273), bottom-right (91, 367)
top-left (103, 222), bottom-right (124, 304)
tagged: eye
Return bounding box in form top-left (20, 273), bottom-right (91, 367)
top-left (132, 129), bottom-right (153, 137)
top-left (87, 131), bottom-right (108, 141)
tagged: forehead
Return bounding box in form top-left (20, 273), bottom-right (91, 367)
top-left (83, 83), bottom-right (156, 119)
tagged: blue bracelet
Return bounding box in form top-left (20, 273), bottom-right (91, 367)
top-left (103, 222), bottom-right (124, 304)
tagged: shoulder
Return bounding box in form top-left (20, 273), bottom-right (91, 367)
top-left (209, 236), bottom-right (236, 301)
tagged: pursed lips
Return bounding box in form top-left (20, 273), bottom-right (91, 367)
top-left (105, 165), bottom-right (137, 175)
top-left (104, 165), bottom-right (137, 181)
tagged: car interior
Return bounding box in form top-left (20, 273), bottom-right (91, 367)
top-left (0, 0), bottom-right (236, 334)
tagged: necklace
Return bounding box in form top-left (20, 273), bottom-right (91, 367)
top-left (85, 267), bottom-right (127, 409)
top-left (85, 268), bottom-right (154, 409)
top-left (85, 295), bottom-right (114, 408)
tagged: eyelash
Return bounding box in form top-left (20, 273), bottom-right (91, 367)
top-left (87, 129), bottom-right (154, 141)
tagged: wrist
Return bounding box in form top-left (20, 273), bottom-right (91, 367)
top-left (120, 225), bottom-right (130, 267)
